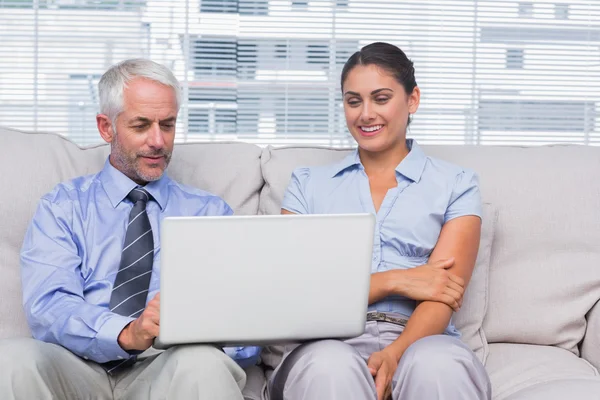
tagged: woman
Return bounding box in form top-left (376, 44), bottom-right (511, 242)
top-left (267, 42), bottom-right (491, 400)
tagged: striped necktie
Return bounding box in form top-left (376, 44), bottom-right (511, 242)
top-left (103, 187), bottom-right (155, 374)
top-left (110, 187), bottom-right (154, 319)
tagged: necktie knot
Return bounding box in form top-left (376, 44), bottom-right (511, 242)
top-left (127, 187), bottom-right (151, 205)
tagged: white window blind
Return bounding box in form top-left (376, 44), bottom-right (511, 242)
top-left (1, 0), bottom-right (599, 146)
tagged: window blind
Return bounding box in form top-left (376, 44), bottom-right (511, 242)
top-left (1, 0), bottom-right (598, 146)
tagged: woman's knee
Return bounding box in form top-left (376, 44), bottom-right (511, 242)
top-left (270, 340), bottom-right (374, 400)
top-left (393, 336), bottom-right (490, 399)
top-left (281, 340), bottom-right (364, 376)
top-left (400, 335), bottom-right (476, 372)
top-left (277, 341), bottom-right (369, 383)
top-left (395, 335), bottom-right (489, 388)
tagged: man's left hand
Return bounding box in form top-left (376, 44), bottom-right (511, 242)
top-left (367, 349), bottom-right (399, 400)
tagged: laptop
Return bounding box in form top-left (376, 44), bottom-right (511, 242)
top-left (155, 213), bottom-right (375, 348)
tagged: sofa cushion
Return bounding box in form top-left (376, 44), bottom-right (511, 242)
top-left (582, 299), bottom-right (600, 371)
top-left (166, 141), bottom-right (263, 215)
top-left (260, 145), bottom-right (496, 362)
top-left (486, 343), bottom-right (600, 400)
top-left (453, 202), bottom-right (497, 364)
top-left (259, 146), bottom-right (350, 215)
top-left (422, 144), bottom-right (600, 357)
top-left (501, 379), bottom-right (600, 400)
top-left (242, 365), bottom-right (267, 400)
top-left (0, 128), bottom-right (107, 339)
top-left (0, 126), bottom-right (263, 339)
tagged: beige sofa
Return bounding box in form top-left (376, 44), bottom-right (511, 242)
top-left (1, 126), bottom-right (599, 400)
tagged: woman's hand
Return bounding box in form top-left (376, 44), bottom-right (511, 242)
top-left (387, 258), bottom-right (465, 311)
top-left (367, 349), bottom-right (398, 400)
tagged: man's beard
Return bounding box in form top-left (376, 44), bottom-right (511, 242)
top-left (111, 134), bottom-right (172, 183)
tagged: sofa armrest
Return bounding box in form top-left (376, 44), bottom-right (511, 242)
top-left (581, 300), bottom-right (600, 370)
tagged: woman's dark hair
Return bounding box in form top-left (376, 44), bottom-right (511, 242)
top-left (341, 42), bottom-right (417, 95)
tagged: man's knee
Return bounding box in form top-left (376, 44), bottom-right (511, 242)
top-left (167, 344), bottom-right (231, 365)
top-left (0, 337), bottom-right (111, 400)
top-left (0, 337), bottom-right (55, 372)
top-left (116, 345), bottom-right (246, 400)
top-left (163, 344), bottom-right (244, 381)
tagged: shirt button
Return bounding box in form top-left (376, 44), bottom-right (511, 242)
top-left (83, 356), bottom-right (88, 360)
top-left (117, 356), bottom-right (124, 360)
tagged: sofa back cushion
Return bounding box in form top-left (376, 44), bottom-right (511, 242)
top-left (0, 126), bottom-right (263, 339)
top-left (424, 144), bottom-right (600, 357)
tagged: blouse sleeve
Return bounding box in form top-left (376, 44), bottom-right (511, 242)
top-left (281, 167), bottom-right (311, 215)
top-left (444, 169), bottom-right (482, 223)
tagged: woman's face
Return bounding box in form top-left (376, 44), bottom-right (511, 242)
top-left (342, 64), bottom-right (420, 153)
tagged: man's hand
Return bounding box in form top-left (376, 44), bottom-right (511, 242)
top-left (367, 349), bottom-right (398, 400)
top-left (387, 258), bottom-right (465, 311)
top-left (117, 293), bottom-right (160, 352)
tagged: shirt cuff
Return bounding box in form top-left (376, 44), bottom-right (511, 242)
top-left (96, 314), bottom-right (136, 362)
top-left (223, 346), bottom-right (262, 368)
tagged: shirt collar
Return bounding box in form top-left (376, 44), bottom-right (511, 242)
top-left (98, 157), bottom-right (170, 210)
top-left (330, 139), bottom-right (427, 183)
top-left (395, 139), bottom-right (427, 183)
top-left (329, 150), bottom-right (362, 178)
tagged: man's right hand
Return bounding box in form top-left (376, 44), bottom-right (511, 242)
top-left (117, 293), bottom-right (160, 352)
top-left (387, 259), bottom-right (465, 311)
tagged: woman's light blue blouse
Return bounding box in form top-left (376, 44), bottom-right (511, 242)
top-left (281, 139), bottom-right (482, 337)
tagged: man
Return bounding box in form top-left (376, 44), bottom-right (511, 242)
top-left (0, 59), bottom-right (259, 399)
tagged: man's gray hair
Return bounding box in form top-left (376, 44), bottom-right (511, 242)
top-left (98, 58), bottom-right (182, 123)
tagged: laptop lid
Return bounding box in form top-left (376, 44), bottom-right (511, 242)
top-left (157, 213), bottom-right (375, 347)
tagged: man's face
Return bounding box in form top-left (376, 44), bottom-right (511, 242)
top-left (102, 78), bottom-right (178, 184)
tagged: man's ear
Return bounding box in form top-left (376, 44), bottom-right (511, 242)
top-left (97, 114), bottom-right (115, 143)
